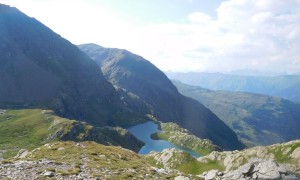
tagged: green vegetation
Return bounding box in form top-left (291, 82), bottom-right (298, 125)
top-left (79, 43), bottom-right (245, 151)
top-left (153, 122), bottom-right (221, 155)
top-left (20, 141), bottom-right (176, 179)
top-left (149, 148), bottom-right (224, 175)
top-left (0, 109), bottom-right (144, 158)
top-left (267, 141), bottom-right (300, 163)
top-left (177, 159), bottom-right (224, 175)
top-left (150, 139), bottom-right (300, 176)
top-left (167, 72), bottom-right (300, 102)
top-left (0, 109), bottom-right (69, 158)
top-left (173, 80), bottom-right (300, 147)
top-left (26, 141), bottom-right (148, 168)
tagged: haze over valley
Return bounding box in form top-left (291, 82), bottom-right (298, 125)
top-left (0, 1), bottom-right (300, 179)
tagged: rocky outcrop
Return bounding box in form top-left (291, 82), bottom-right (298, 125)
top-left (49, 120), bottom-right (145, 153)
top-left (222, 158), bottom-right (296, 179)
top-left (0, 109), bottom-right (6, 115)
top-left (200, 158), bottom-right (299, 180)
top-left (148, 140), bottom-right (300, 179)
top-left (0, 142), bottom-right (180, 179)
top-left (148, 148), bottom-right (194, 169)
top-left (291, 147), bottom-right (300, 160)
top-left (155, 122), bottom-right (222, 155)
top-left (14, 149), bottom-right (29, 159)
top-left (197, 140), bottom-right (300, 175)
top-left (174, 175), bottom-right (190, 180)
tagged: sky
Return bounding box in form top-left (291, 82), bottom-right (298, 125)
top-left (1, 0), bottom-right (300, 74)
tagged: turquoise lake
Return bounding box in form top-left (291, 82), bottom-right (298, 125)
top-left (127, 121), bottom-right (200, 157)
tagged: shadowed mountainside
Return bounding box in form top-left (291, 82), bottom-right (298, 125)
top-left (0, 4), bottom-right (143, 127)
top-left (173, 80), bottom-right (300, 147)
top-left (79, 43), bottom-right (245, 150)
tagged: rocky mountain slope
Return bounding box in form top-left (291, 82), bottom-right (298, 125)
top-left (0, 141), bottom-right (181, 179)
top-left (166, 71), bottom-right (300, 103)
top-left (79, 43), bottom-right (244, 150)
top-left (1, 132), bottom-right (300, 179)
top-left (0, 4), bottom-right (142, 127)
top-left (150, 140), bottom-right (300, 179)
top-left (0, 109), bottom-right (143, 159)
top-left (173, 81), bottom-right (300, 147)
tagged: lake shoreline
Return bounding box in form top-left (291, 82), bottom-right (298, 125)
top-left (127, 121), bottom-right (201, 157)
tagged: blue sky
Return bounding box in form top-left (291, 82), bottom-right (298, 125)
top-left (1, 0), bottom-right (300, 74)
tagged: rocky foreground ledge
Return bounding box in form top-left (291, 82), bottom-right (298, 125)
top-left (1, 140), bottom-right (300, 179)
top-left (0, 141), bottom-right (182, 179)
top-left (150, 140), bottom-right (300, 179)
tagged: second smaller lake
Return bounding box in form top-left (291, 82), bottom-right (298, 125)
top-left (127, 121), bottom-right (200, 157)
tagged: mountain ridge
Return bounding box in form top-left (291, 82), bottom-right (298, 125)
top-left (173, 80), bottom-right (300, 147)
top-left (79, 43), bottom-right (245, 150)
top-left (166, 71), bottom-right (300, 103)
top-left (0, 4), bottom-right (143, 127)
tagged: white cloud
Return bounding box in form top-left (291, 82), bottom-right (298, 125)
top-left (133, 0), bottom-right (300, 73)
top-left (188, 12), bottom-right (212, 24)
top-left (1, 0), bottom-right (300, 74)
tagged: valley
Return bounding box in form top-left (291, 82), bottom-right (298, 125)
top-left (0, 3), bottom-right (300, 180)
top-left (79, 43), bottom-right (244, 151)
top-left (173, 80), bottom-right (300, 147)
top-left (127, 121), bottom-right (200, 157)
top-left (166, 72), bottom-right (300, 103)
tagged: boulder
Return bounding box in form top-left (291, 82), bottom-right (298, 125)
top-left (205, 169), bottom-right (218, 180)
top-left (253, 159), bottom-right (281, 179)
top-left (43, 171), bottom-right (55, 177)
top-left (290, 147), bottom-right (300, 159)
top-left (222, 158), bottom-right (288, 180)
top-left (57, 147), bottom-right (65, 151)
top-left (14, 149), bottom-right (29, 159)
top-left (174, 175), bottom-right (189, 180)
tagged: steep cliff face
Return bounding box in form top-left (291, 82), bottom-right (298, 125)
top-left (0, 5), bottom-right (139, 126)
top-left (79, 43), bottom-right (245, 150)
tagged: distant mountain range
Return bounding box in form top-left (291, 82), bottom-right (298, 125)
top-left (173, 80), bottom-right (300, 147)
top-left (1, 4), bottom-right (300, 179)
top-left (79, 43), bottom-right (244, 150)
top-left (166, 72), bottom-right (300, 103)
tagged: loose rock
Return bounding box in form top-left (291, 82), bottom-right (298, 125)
top-left (43, 171), bottom-right (54, 177)
top-left (205, 169), bottom-right (218, 180)
top-left (174, 175), bottom-right (189, 180)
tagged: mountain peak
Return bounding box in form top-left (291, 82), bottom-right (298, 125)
top-left (80, 43), bottom-right (245, 150)
top-left (0, 5), bottom-right (138, 127)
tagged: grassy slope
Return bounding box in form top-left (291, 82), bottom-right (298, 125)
top-left (0, 109), bottom-right (144, 158)
top-left (2, 141), bottom-right (178, 179)
top-left (149, 149), bottom-right (224, 175)
top-left (0, 109), bottom-right (70, 158)
top-left (26, 141), bottom-right (154, 179)
top-left (173, 80), bottom-right (300, 147)
top-left (151, 120), bottom-right (221, 155)
top-left (197, 140), bottom-right (300, 175)
top-left (149, 140), bottom-right (300, 175)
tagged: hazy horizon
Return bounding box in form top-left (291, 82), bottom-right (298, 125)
top-left (1, 0), bottom-right (299, 74)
